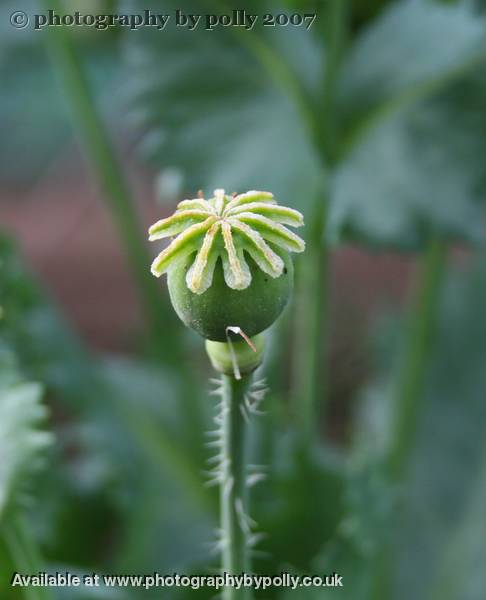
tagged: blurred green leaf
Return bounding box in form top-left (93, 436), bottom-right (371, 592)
top-left (123, 0), bottom-right (322, 213)
top-left (428, 447), bottom-right (486, 600)
top-left (350, 255), bottom-right (486, 599)
top-left (0, 234), bottom-right (100, 410)
top-left (329, 0), bottom-right (486, 248)
top-left (303, 453), bottom-right (393, 600)
top-left (0, 47), bottom-right (70, 187)
top-left (340, 0), bottom-right (486, 123)
top-left (0, 2), bottom-right (138, 189)
top-left (100, 357), bottom-right (213, 514)
top-left (254, 437), bottom-right (345, 577)
top-left (0, 349), bottom-right (52, 520)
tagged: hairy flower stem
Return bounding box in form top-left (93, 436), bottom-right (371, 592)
top-left (2, 515), bottom-right (54, 600)
top-left (41, 0), bottom-right (177, 362)
top-left (220, 374), bottom-right (252, 600)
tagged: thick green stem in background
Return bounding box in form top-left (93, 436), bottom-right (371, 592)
top-left (292, 0), bottom-right (348, 440)
top-left (319, 0), bottom-right (349, 162)
top-left (220, 374), bottom-right (252, 600)
top-left (387, 238), bottom-right (448, 479)
top-left (292, 196), bottom-right (329, 439)
top-left (370, 239), bottom-right (448, 600)
top-left (2, 515), bottom-right (54, 600)
top-left (41, 0), bottom-right (176, 361)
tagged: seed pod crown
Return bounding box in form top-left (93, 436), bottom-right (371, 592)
top-left (149, 189), bottom-right (305, 294)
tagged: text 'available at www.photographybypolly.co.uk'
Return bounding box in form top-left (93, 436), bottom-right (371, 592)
top-left (11, 571), bottom-right (343, 591)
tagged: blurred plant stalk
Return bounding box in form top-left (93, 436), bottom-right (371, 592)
top-left (387, 238), bottom-right (448, 478)
top-left (371, 238), bottom-right (448, 600)
top-left (2, 516), bottom-right (54, 600)
top-left (40, 0), bottom-right (178, 363)
top-left (292, 0), bottom-right (349, 439)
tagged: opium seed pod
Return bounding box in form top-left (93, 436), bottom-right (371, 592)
top-left (149, 189), bottom-right (305, 342)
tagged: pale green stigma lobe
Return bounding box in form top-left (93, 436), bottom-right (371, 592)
top-left (185, 222), bottom-right (221, 294)
top-left (149, 210), bottom-right (211, 241)
top-left (149, 189), bottom-right (305, 294)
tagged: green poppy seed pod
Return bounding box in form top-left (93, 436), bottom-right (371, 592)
top-left (148, 189), bottom-right (305, 343)
top-left (167, 249), bottom-right (293, 341)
